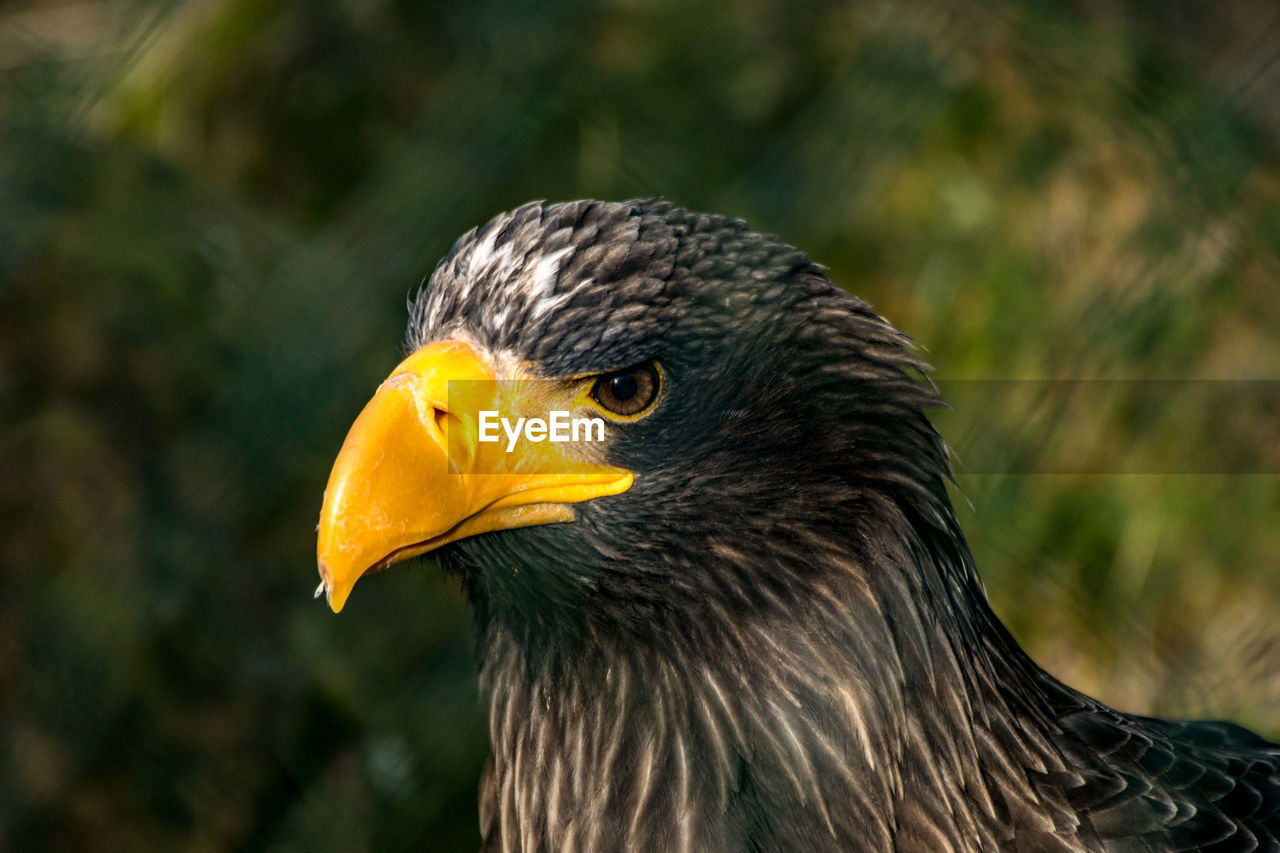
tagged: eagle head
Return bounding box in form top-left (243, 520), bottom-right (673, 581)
top-left (316, 199), bottom-right (952, 641)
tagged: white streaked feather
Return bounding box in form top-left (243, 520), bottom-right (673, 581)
top-left (528, 245), bottom-right (573, 299)
top-left (626, 735), bottom-right (658, 849)
top-left (834, 684), bottom-right (880, 771)
top-left (673, 728), bottom-right (693, 853)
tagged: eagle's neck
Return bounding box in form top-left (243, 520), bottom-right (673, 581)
top-left (474, 508), bottom-right (1089, 852)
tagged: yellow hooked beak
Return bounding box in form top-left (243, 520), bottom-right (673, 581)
top-left (316, 340), bottom-right (633, 612)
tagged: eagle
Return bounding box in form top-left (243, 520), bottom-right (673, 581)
top-left (316, 200), bottom-right (1280, 851)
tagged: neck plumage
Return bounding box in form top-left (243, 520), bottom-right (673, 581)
top-left (473, 505), bottom-right (1090, 852)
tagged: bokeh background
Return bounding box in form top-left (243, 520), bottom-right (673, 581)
top-left (4, 0), bottom-right (1280, 849)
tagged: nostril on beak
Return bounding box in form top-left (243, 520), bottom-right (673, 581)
top-left (430, 405), bottom-right (471, 474)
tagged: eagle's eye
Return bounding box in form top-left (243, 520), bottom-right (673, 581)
top-left (591, 362), bottom-right (661, 418)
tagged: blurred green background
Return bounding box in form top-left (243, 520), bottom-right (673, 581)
top-left (3, 0), bottom-right (1279, 849)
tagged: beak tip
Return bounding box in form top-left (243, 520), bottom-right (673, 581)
top-left (316, 557), bottom-right (348, 613)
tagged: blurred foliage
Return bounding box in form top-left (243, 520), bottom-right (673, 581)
top-left (2, 0), bottom-right (1279, 849)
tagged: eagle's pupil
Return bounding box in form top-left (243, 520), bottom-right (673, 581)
top-left (610, 373), bottom-right (638, 402)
